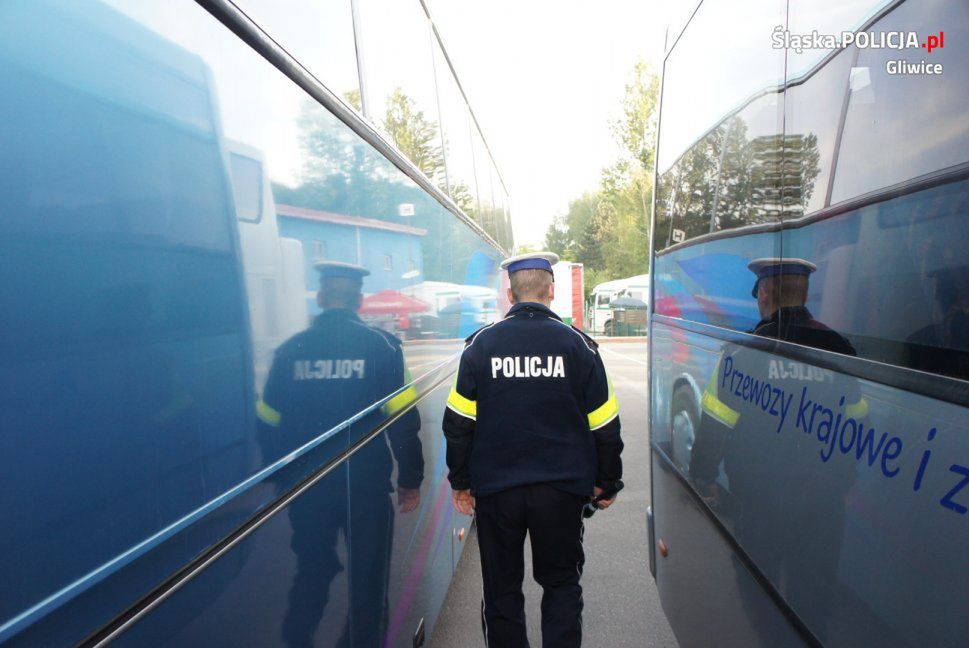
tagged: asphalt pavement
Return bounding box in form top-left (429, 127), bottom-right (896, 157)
top-left (430, 340), bottom-right (678, 647)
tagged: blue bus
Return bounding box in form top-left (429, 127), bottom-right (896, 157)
top-left (647, 0), bottom-right (968, 645)
top-left (0, 0), bottom-right (509, 645)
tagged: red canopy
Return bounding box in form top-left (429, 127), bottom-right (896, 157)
top-left (359, 290), bottom-right (430, 315)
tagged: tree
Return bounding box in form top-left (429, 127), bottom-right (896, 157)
top-left (382, 88), bottom-right (446, 186)
top-left (343, 88), bottom-right (362, 112)
top-left (613, 59), bottom-right (661, 173)
top-left (544, 192), bottom-right (598, 261)
top-left (654, 115), bottom-right (821, 246)
top-left (543, 59), bottom-right (660, 297)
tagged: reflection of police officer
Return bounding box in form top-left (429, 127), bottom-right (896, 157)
top-left (690, 258), bottom-right (862, 643)
top-left (443, 252), bottom-right (623, 648)
top-left (258, 262), bottom-right (424, 647)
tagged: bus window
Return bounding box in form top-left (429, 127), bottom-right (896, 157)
top-left (229, 153), bottom-right (264, 223)
top-left (828, 0), bottom-right (969, 206)
top-left (785, 179), bottom-right (969, 381)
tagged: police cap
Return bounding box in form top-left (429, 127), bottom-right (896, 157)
top-left (314, 260), bottom-right (370, 282)
top-left (748, 257), bottom-right (817, 297)
top-left (499, 251), bottom-right (559, 276)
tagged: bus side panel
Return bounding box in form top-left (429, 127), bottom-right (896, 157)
top-left (650, 321), bottom-right (805, 647)
top-left (651, 453), bottom-right (805, 648)
top-left (651, 316), bottom-right (969, 646)
top-left (112, 465), bottom-right (351, 647)
top-left (112, 377), bottom-right (463, 648)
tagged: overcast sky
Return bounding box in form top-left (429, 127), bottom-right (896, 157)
top-left (426, 1), bottom-right (670, 248)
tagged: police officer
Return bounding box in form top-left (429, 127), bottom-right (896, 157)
top-left (689, 257), bottom-right (862, 645)
top-left (442, 252), bottom-right (623, 648)
top-left (746, 257), bottom-right (857, 355)
top-left (258, 261), bottom-right (424, 647)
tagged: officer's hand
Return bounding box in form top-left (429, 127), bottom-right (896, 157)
top-left (594, 486), bottom-right (617, 510)
top-left (398, 487), bottom-right (421, 513)
top-left (699, 482), bottom-right (720, 506)
top-left (452, 489), bottom-right (475, 515)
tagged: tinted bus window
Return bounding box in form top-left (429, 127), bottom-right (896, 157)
top-left (654, 0), bottom-right (786, 333)
top-left (829, 0), bottom-right (968, 205)
top-left (779, 0), bottom-right (969, 377)
top-left (785, 179), bottom-right (969, 381)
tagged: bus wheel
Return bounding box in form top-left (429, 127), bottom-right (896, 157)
top-left (670, 385), bottom-right (698, 470)
top-left (604, 320), bottom-right (614, 336)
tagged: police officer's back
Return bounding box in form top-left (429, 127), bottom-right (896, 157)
top-left (257, 261), bottom-right (423, 646)
top-left (443, 252), bottom-right (623, 648)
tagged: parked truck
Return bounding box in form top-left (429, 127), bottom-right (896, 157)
top-left (550, 260), bottom-right (584, 328)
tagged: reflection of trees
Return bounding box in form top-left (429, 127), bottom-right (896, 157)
top-left (778, 133), bottom-right (820, 218)
top-left (272, 95), bottom-right (509, 282)
top-left (655, 116), bottom-right (820, 248)
top-left (273, 92), bottom-right (512, 255)
top-left (382, 88), bottom-right (446, 185)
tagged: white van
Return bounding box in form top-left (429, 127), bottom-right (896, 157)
top-left (588, 273), bottom-right (649, 335)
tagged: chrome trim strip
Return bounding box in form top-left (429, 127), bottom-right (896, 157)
top-left (416, 0), bottom-right (510, 198)
top-left (83, 370), bottom-right (456, 647)
top-left (0, 351), bottom-right (458, 643)
top-left (195, 0), bottom-right (506, 254)
top-left (652, 314), bottom-right (969, 407)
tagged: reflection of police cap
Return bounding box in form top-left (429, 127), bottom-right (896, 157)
top-left (499, 251), bottom-right (559, 276)
top-left (748, 257), bottom-right (817, 297)
top-left (314, 261), bottom-right (370, 281)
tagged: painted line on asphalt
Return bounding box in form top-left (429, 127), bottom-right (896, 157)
top-left (599, 344), bottom-right (648, 366)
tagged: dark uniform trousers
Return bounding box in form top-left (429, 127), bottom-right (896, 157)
top-left (475, 484), bottom-right (586, 648)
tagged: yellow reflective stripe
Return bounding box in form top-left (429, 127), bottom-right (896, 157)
top-left (845, 397), bottom-right (868, 419)
top-left (256, 400), bottom-right (281, 427)
top-left (701, 389), bottom-right (739, 429)
top-left (588, 376), bottom-right (618, 430)
top-left (383, 385), bottom-right (418, 415)
top-left (446, 384), bottom-right (477, 420)
top-left (706, 367), bottom-right (718, 394)
top-left (588, 396), bottom-right (618, 430)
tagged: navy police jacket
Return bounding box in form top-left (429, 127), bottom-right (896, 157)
top-left (258, 308), bottom-right (424, 493)
top-left (442, 302), bottom-right (623, 497)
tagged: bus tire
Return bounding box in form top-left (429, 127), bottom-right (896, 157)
top-left (670, 384), bottom-right (698, 471)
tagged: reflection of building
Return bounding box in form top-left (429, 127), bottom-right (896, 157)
top-left (401, 281), bottom-right (498, 338)
top-left (227, 143), bottom-right (309, 394)
top-left (276, 204), bottom-right (427, 309)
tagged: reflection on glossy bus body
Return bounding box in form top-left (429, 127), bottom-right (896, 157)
top-left (648, 0), bottom-right (968, 646)
top-left (0, 0), bottom-right (507, 645)
top-left (589, 274), bottom-right (650, 335)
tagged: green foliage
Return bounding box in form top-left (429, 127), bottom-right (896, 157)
top-left (614, 59), bottom-right (661, 172)
top-left (545, 59), bottom-right (659, 297)
top-left (382, 88), bottom-right (446, 184)
top-left (343, 89), bottom-right (362, 112)
top-left (653, 116), bottom-right (821, 247)
top-left (277, 91), bottom-right (513, 257)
